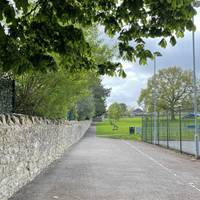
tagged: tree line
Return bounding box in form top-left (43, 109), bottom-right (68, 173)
top-left (107, 67), bottom-right (199, 122)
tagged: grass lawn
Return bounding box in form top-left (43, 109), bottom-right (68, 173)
top-left (96, 117), bottom-right (142, 140)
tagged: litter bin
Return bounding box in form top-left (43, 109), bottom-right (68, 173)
top-left (129, 127), bottom-right (135, 134)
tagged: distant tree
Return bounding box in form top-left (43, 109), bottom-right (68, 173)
top-left (80, 29), bottom-right (112, 118)
top-left (91, 80), bottom-right (111, 117)
top-left (138, 67), bottom-right (193, 120)
top-left (108, 103), bottom-right (123, 130)
top-left (77, 94), bottom-right (95, 120)
top-left (119, 103), bottom-right (128, 116)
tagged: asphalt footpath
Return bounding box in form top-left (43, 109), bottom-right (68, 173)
top-left (10, 125), bottom-right (200, 200)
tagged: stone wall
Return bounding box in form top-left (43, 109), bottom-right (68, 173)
top-left (0, 78), bottom-right (15, 113)
top-left (0, 114), bottom-right (91, 200)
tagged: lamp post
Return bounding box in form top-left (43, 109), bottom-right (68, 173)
top-left (193, 0), bottom-right (200, 158)
top-left (153, 52), bottom-right (162, 145)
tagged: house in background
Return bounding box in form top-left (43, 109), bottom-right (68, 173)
top-left (131, 108), bottom-right (144, 117)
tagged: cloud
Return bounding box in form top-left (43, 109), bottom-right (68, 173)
top-left (102, 64), bottom-right (151, 107)
top-left (100, 11), bottom-right (200, 108)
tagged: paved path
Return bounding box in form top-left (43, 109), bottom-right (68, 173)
top-left (10, 125), bottom-right (200, 200)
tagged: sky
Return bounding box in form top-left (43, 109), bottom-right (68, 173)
top-left (100, 8), bottom-right (200, 109)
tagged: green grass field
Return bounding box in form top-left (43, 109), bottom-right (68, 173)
top-left (96, 117), bottom-right (142, 140)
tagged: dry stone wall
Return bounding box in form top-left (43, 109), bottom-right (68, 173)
top-left (0, 114), bottom-right (91, 200)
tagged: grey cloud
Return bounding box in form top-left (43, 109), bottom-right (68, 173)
top-left (100, 11), bottom-right (200, 107)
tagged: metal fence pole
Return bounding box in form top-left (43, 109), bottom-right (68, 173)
top-left (179, 107), bottom-right (182, 153)
top-left (157, 112), bottom-right (160, 145)
top-left (142, 115), bottom-right (145, 141)
top-left (151, 114), bottom-right (153, 144)
top-left (153, 56), bottom-right (157, 145)
top-left (192, 12), bottom-right (199, 158)
top-left (141, 115), bottom-right (143, 141)
top-left (145, 116), bottom-right (147, 142)
top-left (167, 111), bottom-right (169, 148)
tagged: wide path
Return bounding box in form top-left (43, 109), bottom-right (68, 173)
top-left (10, 125), bottom-right (200, 200)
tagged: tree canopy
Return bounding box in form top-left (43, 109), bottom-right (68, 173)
top-left (108, 102), bottom-right (123, 122)
top-left (76, 95), bottom-right (95, 121)
top-left (0, 0), bottom-right (197, 75)
top-left (119, 103), bottom-right (128, 116)
top-left (14, 26), bottom-right (112, 119)
top-left (91, 80), bottom-right (111, 117)
top-left (15, 69), bottom-right (92, 118)
top-left (138, 66), bottom-right (193, 119)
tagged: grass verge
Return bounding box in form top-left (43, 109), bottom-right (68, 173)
top-left (96, 117), bottom-right (142, 141)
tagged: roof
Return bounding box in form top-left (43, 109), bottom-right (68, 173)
top-left (132, 108), bottom-right (143, 113)
top-left (182, 113), bottom-right (200, 119)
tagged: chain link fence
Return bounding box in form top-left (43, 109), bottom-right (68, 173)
top-left (141, 108), bottom-right (200, 155)
top-left (0, 77), bottom-right (15, 113)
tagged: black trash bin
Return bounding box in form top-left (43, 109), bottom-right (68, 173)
top-left (129, 127), bottom-right (135, 134)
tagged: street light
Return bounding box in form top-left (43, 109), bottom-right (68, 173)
top-left (153, 52), bottom-right (162, 145)
top-left (192, 0), bottom-right (200, 159)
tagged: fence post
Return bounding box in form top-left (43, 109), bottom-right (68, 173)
top-left (167, 111), bottom-right (169, 148)
top-left (151, 114), bottom-right (153, 144)
top-left (157, 112), bottom-right (160, 145)
top-left (145, 116), bottom-right (147, 142)
top-left (141, 115), bottom-right (143, 140)
top-left (179, 107), bottom-right (182, 153)
top-left (141, 115), bottom-right (144, 141)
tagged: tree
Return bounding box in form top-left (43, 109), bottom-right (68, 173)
top-left (91, 80), bottom-right (111, 117)
top-left (14, 26), bottom-right (114, 119)
top-left (76, 94), bottom-right (95, 120)
top-left (0, 0), bottom-right (197, 75)
top-left (108, 103), bottom-right (123, 129)
top-left (138, 67), bottom-right (193, 120)
top-left (77, 28), bottom-right (112, 118)
top-left (15, 69), bottom-right (92, 118)
top-left (119, 103), bottom-right (128, 116)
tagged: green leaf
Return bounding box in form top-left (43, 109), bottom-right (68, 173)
top-left (139, 57), bottom-right (147, 65)
top-left (176, 31), bottom-right (184, 38)
top-left (170, 36), bottom-right (176, 46)
top-left (159, 38), bottom-right (167, 48)
top-left (186, 20), bottom-right (196, 32)
top-left (144, 50), bottom-right (153, 59)
top-left (15, 0), bottom-right (28, 12)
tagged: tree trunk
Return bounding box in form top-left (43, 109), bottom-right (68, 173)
top-left (170, 109), bottom-right (175, 120)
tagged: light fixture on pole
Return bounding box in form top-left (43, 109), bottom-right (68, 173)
top-left (153, 52), bottom-right (162, 145)
top-left (192, 0), bottom-right (200, 159)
